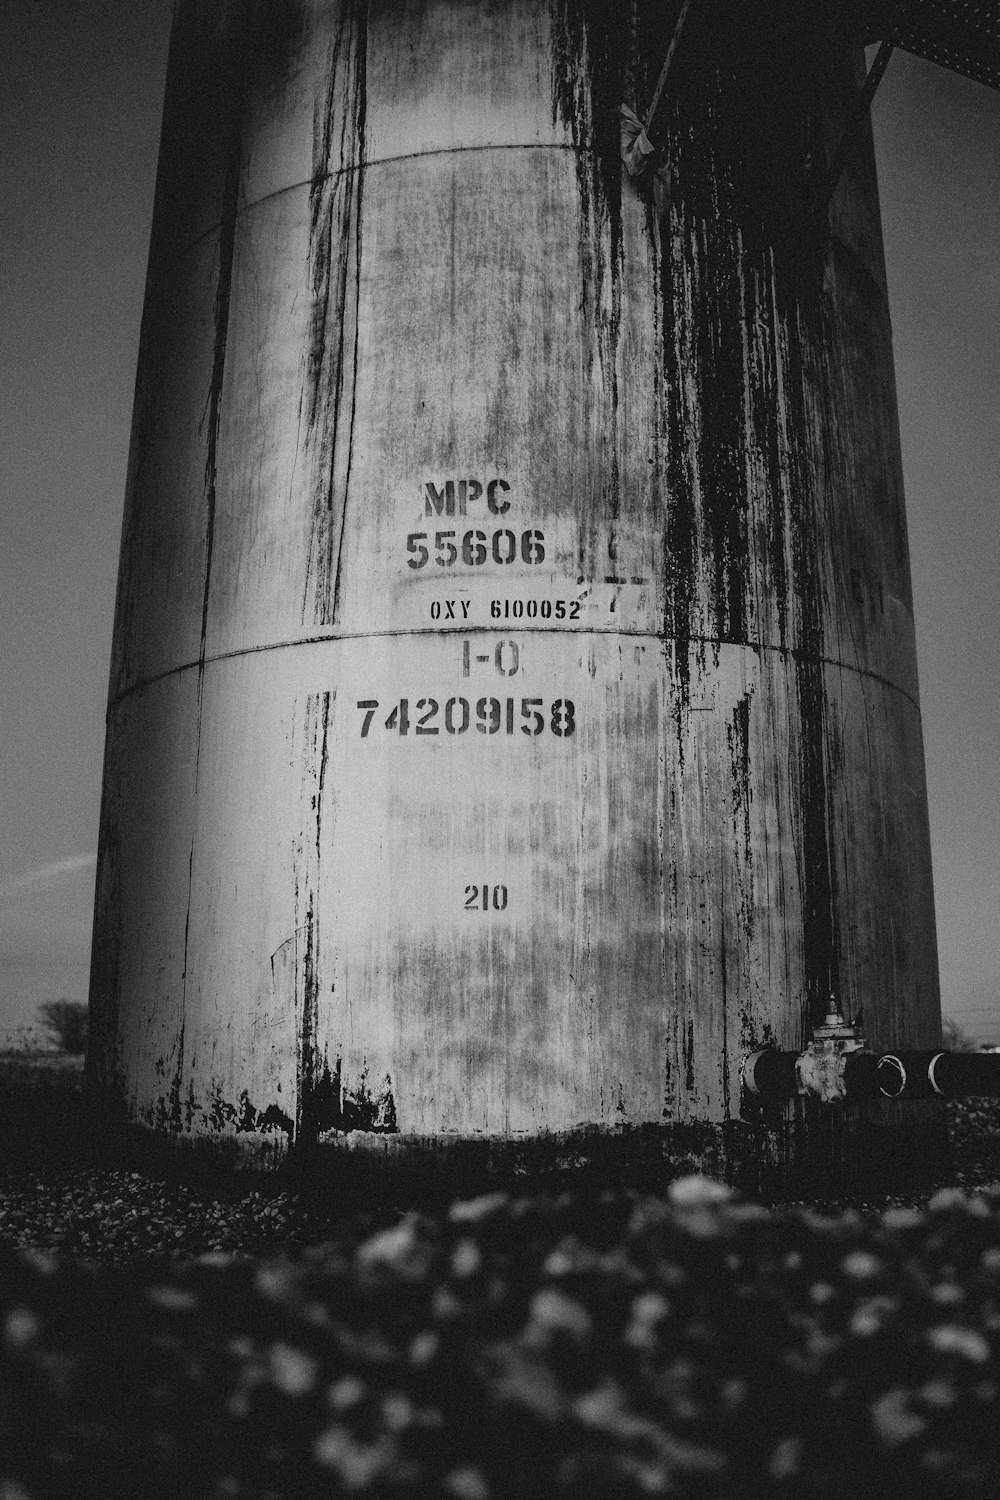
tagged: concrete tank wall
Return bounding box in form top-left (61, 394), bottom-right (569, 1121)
top-left (89, 0), bottom-right (940, 1162)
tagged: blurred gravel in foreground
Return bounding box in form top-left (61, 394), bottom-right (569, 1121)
top-left (5, 1180), bottom-right (1000, 1498)
top-left (3, 1057), bottom-right (1000, 1498)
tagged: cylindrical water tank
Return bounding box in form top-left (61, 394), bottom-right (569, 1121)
top-left (89, 0), bottom-right (940, 1169)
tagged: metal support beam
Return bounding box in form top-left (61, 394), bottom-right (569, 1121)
top-left (820, 3), bottom-right (908, 213)
top-left (869, 0), bottom-right (1000, 95)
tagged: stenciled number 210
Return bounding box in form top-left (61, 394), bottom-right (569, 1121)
top-left (465, 884), bottom-right (508, 911)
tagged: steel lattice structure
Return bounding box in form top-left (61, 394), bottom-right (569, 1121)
top-left (868, 0), bottom-right (1000, 91)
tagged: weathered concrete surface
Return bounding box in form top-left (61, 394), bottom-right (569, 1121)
top-left (89, 0), bottom-right (940, 1165)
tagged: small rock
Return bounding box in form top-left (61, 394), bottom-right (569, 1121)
top-left (543, 1247), bottom-right (575, 1277)
top-left (871, 1389), bottom-right (925, 1447)
top-left (146, 1286), bottom-right (198, 1312)
top-left (574, 1381), bottom-right (649, 1439)
top-left (20, 1250), bottom-right (55, 1276)
top-left (269, 1341), bottom-right (317, 1397)
top-left (768, 1436), bottom-right (802, 1479)
top-left (450, 1239), bottom-right (481, 1279)
top-left (197, 1251), bottom-right (235, 1268)
top-left (3, 1308), bottom-right (39, 1349)
top-left (313, 1426), bottom-right (390, 1488)
top-left (882, 1207), bottom-right (924, 1233)
top-left (448, 1193), bottom-right (508, 1225)
top-left (668, 1175), bottom-right (732, 1208)
top-left (631, 1290), bottom-right (671, 1326)
top-left (624, 1290), bottom-right (671, 1347)
top-left (443, 1467), bottom-right (489, 1500)
top-left (841, 1250), bottom-right (882, 1280)
top-left (527, 1287), bottom-right (592, 1340)
top-left (920, 1379), bottom-right (957, 1409)
top-left (928, 1188), bottom-right (968, 1214)
top-left (850, 1298), bottom-right (893, 1337)
top-left (255, 1265), bottom-right (295, 1300)
top-left (382, 1393), bottom-right (412, 1431)
top-left (328, 1375), bottom-right (366, 1411)
top-left (721, 1379), bottom-right (747, 1410)
top-left (432, 1286), bottom-right (462, 1322)
top-left (356, 1216), bottom-right (429, 1276)
top-left (0, 1479), bottom-right (34, 1500)
top-left (659, 1432), bottom-right (726, 1475)
top-left (809, 1281), bottom-right (835, 1305)
top-left (927, 1325), bottom-right (991, 1363)
top-left (409, 1330), bottom-right (438, 1366)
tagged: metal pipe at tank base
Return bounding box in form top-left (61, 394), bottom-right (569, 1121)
top-left (742, 1047), bottom-right (1000, 1104)
top-left (877, 1051), bottom-right (1000, 1101)
top-left (740, 1048), bottom-right (801, 1099)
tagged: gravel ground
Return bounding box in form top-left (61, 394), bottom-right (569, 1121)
top-left (4, 1055), bottom-right (1000, 1498)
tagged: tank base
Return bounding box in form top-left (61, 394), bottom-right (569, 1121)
top-left (290, 1101), bottom-right (950, 1206)
top-left (86, 1095), bottom-right (951, 1207)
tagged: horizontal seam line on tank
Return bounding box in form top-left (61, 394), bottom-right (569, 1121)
top-left (159, 144), bottom-right (578, 263)
top-left (106, 631), bottom-right (921, 717)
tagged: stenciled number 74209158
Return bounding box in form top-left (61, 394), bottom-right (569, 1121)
top-left (356, 697), bottom-right (575, 738)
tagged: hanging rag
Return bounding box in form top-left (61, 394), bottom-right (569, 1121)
top-left (620, 104), bottom-right (671, 219)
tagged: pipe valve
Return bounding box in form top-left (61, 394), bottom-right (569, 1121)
top-left (795, 1006), bottom-right (868, 1104)
top-left (742, 1004), bottom-right (868, 1104)
top-left (741, 1014), bottom-right (1000, 1106)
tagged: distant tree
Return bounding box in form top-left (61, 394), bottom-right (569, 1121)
top-left (38, 999), bottom-right (89, 1056)
top-left (941, 1015), bottom-right (976, 1052)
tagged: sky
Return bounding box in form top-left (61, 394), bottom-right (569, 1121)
top-left (0, 3), bottom-right (997, 1046)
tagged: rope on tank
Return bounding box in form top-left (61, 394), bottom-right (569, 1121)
top-left (619, 0), bottom-right (693, 214)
